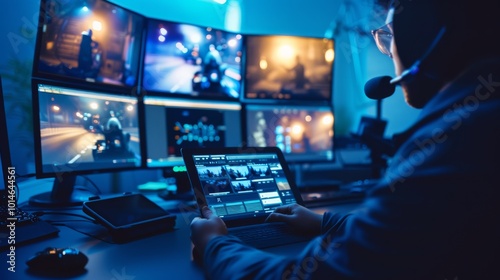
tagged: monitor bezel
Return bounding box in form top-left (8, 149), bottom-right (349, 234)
top-left (140, 17), bottom-right (244, 101)
top-left (142, 95), bottom-right (244, 169)
top-left (0, 76), bottom-right (15, 196)
top-left (32, 0), bottom-right (146, 94)
top-left (242, 34), bottom-right (335, 103)
top-left (32, 78), bottom-right (144, 179)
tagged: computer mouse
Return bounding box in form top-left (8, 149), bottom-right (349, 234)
top-left (26, 247), bottom-right (88, 276)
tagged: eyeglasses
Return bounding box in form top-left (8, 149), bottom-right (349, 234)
top-left (371, 22), bottom-right (393, 58)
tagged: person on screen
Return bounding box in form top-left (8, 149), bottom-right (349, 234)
top-left (289, 55), bottom-right (307, 89)
top-left (78, 29), bottom-right (95, 72)
top-left (202, 44), bottom-right (223, 79)
top-left (190, 0), bottom-right (500, 278)
top-left (103, 112), bottom-right (130, 152)
top-left (251, 111), bottom-right (268, 147)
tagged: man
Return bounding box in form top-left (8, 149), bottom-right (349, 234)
top-left (203, 44), bottom-right (222, 78)
top-left (78, 29), bottom-right (94, 72)
top-left (288, 55), bottom-right (307, 89)
top-left (191, 0), bottom-right (500, 278)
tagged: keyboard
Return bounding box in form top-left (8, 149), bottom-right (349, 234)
top-left (0, 206), bottom-right (59, 250)
top-left (0, 205), bottom-right (40, 226)
top-left (228, 222), bottom-right (311, 249)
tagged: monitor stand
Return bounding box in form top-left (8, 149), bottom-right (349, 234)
top-left (158, 171), bottom-right (195, 202)
top-left (29, 174), bottom-right (95, 207)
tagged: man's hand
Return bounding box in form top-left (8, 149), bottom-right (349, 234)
top-left (266, 204), bottom-right (323, 236)
top-left (190, 206), bottom-right (228, 260)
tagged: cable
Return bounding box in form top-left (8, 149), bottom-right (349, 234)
top-left (80, 175), bottom-right (102, 195)
top-left (336, 149), bottom-right (346, 166)
top-left (38, 211), bottom-right (97, 223)
top-left (11, 173), bottom-right (35, 204)
top-left (14, 183), bottom-right (19, 204)
top-left (45, 219), bottom-right (96, 224)
top-left (52, 223), bottom-right (116, 244)
top-left (16, 173), bottom-right (36, 179)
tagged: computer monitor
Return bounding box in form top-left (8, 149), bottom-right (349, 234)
top-left (244, 35), bottom-right (334, 101)
top-left (142, 19), bottom-right (243, 100)
top-left (143, 96), bottom-right (242, 168)
top-left (0, 76), bottom-right (14, 202)
top-left (33, 0), bottom-right (144, 91)
top-left (31, 80), bottom-right (142, 206)
top-left (0, 150), bottom-right (8, 202)
top-left (244, 103), bottom-right (335, 162)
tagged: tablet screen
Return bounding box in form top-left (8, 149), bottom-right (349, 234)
top-left (182, 147), bottom-right (303, 223)
top-left (84, 194), bottom-right (170, 227)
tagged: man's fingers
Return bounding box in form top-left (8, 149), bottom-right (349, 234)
top-left (273, 204), bottom-right (294, 214)
top-left (201, 206), bottom-right (216, 219)
top-left (266, 212), bottom-right (291, 223)
top-left (190, 217), bottom-right (203, 229)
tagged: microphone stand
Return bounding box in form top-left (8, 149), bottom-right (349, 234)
top-left (363, 75), bottom-right (401, 178)
top-left (376, 99), bottom-right (382, 120)
top-left (363, 100), bottom-right (391, 179)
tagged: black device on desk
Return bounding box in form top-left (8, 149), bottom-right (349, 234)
top-left (351, 116), bottom-right (394, 178)
top-left (82, 193), bottom-right (176, 243)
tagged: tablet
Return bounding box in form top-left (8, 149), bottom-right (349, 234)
top-left (83, 193), bottom-right (176, 242)
top-left (181, 146), bottom-right (304, 227)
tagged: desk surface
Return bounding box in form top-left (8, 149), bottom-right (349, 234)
top-left (1, 195), bottom-right (360, 279)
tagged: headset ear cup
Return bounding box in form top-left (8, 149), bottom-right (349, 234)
top-left (392, 0), bottom-right (441, 69)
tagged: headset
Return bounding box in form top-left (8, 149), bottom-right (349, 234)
top-left (389, 27), bottom-right (446, 85)
top-left (365, 26), bottom-right (446, 100)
